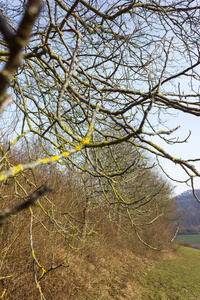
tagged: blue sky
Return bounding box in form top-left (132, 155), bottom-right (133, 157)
top-left (154, 109), bottom-right (200, 196)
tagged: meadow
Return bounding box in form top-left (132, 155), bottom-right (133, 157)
top-left (177, 233), bottom-right (200, 244)
top-left (140, 246), bottom-right (200, 299)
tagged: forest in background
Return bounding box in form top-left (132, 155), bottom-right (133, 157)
top-left (176, 190), bottom-right (200, 234)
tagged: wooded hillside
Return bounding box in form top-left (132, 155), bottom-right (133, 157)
top-left (177, 190), bottom-right (200, 233)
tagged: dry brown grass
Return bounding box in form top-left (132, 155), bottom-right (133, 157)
top-left (0, 146), bottom-right (176, 299)
top-left (0, 204), bottom-right (172, 299)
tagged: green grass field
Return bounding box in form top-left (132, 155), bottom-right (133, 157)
top-left (177, 233), bottom-right (200, 244)
top-left (140, 246), bottom-right (200, 299)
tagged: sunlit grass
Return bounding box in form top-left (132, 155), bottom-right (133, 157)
top-left (141, 246), bottom-right (200, 299)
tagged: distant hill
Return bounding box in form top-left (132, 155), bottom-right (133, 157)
top-left (176, 190), bottom-right (200, 233)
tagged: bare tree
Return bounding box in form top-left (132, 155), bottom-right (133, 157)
top-left (0, 1), bottom-right (200, 187)
top-left (0, 0), bottom-right (199, 297)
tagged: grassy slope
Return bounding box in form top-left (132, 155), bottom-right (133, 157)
top-left (2, 219), bottom-right (200, 300)
top-left (48, 245), bottom-right (200, 299)
top-left (140, 246), bottom-right (200, 299)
